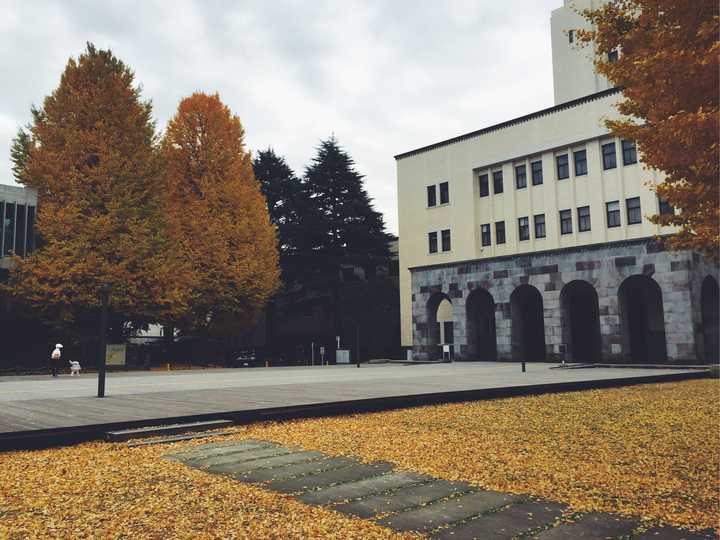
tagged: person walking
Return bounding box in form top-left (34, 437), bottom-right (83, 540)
top-left (51, 343), bottom-right (63, 377)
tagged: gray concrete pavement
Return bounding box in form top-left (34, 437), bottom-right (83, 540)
top-left (0, 362), bottom-right (707, 444)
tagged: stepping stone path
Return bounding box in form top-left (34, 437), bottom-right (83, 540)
top-left (168, 439), bottom-right (718, 540)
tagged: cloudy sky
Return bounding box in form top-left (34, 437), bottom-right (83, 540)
top-left (1, 0), bottom-right (563, 234)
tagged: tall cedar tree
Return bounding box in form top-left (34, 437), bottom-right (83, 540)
top-left (578, 0), bottom-right (719, 259)
top-left (302, 137), bottom-right (392, 280)
top-left (252, 148), bottom-right (308, 283)
top-left (6, 44), bottom-right (186, 331)
top-left (161, 93), bottom-right (280, 333)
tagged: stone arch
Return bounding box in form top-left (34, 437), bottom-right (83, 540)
top-left (466, 288), bottom-right (497, 361)
top-left (560, 280), bottom-right (601, 363)
top-left (701, 275), bottom-right (719, 363)
top-left (426, 293), bottom-right (453, 360)
top-left (510, 284), bottom-right (546, 362)
top-left (618, 275), bottom-right (667, 363)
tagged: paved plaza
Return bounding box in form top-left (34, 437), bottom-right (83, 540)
top-left (0, 362), bottom-right (704, 448)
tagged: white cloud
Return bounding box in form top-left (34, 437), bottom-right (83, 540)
top-left (0, 0), bottom-right (562, 234)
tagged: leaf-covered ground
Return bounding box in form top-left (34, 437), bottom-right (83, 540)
top-left (236, 379), bottom-right (719, 532)
top-left (0, 379), bottom-right (717, 538)
top-left (0, 443), bottom-right (417, 539)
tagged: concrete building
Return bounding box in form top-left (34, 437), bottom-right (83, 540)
top-left (396, 0), bottom-right (719, 364)
top-left (0, 183), bottom-right (37, 270)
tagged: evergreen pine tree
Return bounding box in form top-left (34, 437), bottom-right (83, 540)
top-left (302, 136), bottom-right (392, 279)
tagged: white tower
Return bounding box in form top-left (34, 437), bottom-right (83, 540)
top-left (551, 0), bottom-right (612, 104)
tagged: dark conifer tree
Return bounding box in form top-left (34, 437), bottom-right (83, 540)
top-left (302, 136), bottom-right (392, 278)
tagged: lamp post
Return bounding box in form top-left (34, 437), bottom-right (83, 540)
top-left (97, 289), bottom-right (109, 398)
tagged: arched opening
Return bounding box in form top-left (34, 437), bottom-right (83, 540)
top-left (701, 276), bottom-right (719, 363)
top-left (560, 280), bottom-right (601, 363)
top-left (510, 284), bottom-right (546, 362)
top-left (426, 293), bottom-right (453, 360)
top-left (466, 288), bottom-right (497, 361)
top-left (618, 275), bottom-right (667, 363)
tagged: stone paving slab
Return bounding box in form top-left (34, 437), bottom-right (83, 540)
top-left (268, 461), bottom-right (395, 494)
top-left (432, 499), bottom-right (567, 540)
top-left (207, 450), bottom-right (326, 475)
top-left (297, 471), bottom-right (432, 505)
top-left (534, 511), bottom-right (638, 539)
top-left (236, 456), bottom-right (358, 484)
top-left (376, 490), bottom-right (518, 532)
top-left (167, 439), bottom-right (274, 461)
top-left (333, 479), bottom-right (475, 519)
top-left (170, 440), bottom-right (714, 539)
top-left (186, 444), bottom-right (293, 468)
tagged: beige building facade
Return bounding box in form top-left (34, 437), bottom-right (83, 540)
top-left (395, 2), bottom-right (719, 364)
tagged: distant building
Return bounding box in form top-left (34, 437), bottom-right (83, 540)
top-left (395, 0), bottom-right (719, 364)
top-left (0, 184), bottom-right (37, 270)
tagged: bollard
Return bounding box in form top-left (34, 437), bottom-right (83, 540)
top-left (166, 363), bottom-right (170, 371)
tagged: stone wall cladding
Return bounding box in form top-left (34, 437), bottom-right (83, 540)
top-left (410, 238), bottom-right (718, 363)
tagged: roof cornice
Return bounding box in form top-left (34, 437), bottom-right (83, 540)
top-left (394, 87), bottom-right (622, 161)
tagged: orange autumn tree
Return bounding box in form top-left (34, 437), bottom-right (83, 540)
top-left (161, 93), bottom-right (279, 335)
top-left (578, 0), bottom-right (720, 259)
top-left (6, 44), bottom-right (188, 340)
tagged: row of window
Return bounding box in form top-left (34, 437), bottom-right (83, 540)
top-left (1, 201), bottom-right (36, 258)
top-left (428, 229), bottom-right (452, 253)
top-left (478, 140), bottom-right (637, 198)
top-left (430, 196), bottom-right (673, 253)
top-left (476, 196), bottom-right (672, 249)
top-left (427, 181), bottom-right (450, 207)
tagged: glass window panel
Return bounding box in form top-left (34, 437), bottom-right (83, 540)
top-left (602, 142), bottom-right (617, 170)
top-left (515, 165), bottom-right (527, 189)
top-left (531, 160), bottom-right (543, 185)
top-left (493, 171), bottom-right (503, 194)
top-left (495, 221), bottom-right (506, 244)
top-left (479, 174), bottom-right (489, 197)
top-left (574, 149), bottom-right (587, 176)
top-left (556, 154), bottom-right (569, 180)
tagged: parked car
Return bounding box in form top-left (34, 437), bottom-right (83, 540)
top-left (233, 349), bottom-right (262, 367)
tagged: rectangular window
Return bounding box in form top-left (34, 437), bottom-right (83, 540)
top-left (578, 206), bottom-right (591, 232)
top-left (608, 49), bottom-right (619, 62)
top-left (428, 231), bottom-right (438, 253)
top-left (560, 209), bottom-right (573, 235)
top-left (3, 202), bottom-right (15, 256)
top-left (602, 142), bottom-right (617, 170)
top-left (14, 204), bottom-right (26, 257)
top-left (568, 30), bottom-right (574, 43)
top-left (495, 221), bottom-right (506, 244)
top-left (493, 170), bottom-right (504, 194)
top-left (515, 164), bottom-right (527, 189)
top-left (531, 160), bottom-right (543, 185)
top-left (441, 229), bottom-right (451, 252)
top-left (534, 214), bottom-right (546, 239)
top-left (626, 196), bottom-right (642, 224)
top-left (439, 181), bottom-right (449, 204)
top-left (574, 149), bottom-right (587, 176)
top-left (621, 139), bottom-right (637, 165)
top-left (606, 200), bottom-right (621, 227)
top-left (427, 185), bottom-right (437, 207)
top-left (481, 224), bottom-right (491, 246)
top-left (479, 174), bottom-right (489, 197)
top-left (556, 154), bottom-right (569, 180)
top-left (518, 216), bottom-right (530, 241)
top-left (26, 206), bottom-right (36, 254)
top-left (658, 197), bottom-right (674, 216)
